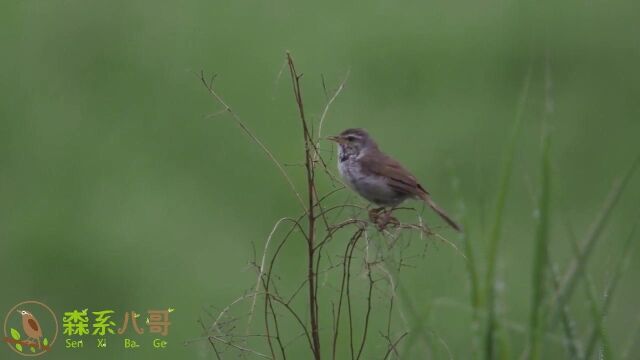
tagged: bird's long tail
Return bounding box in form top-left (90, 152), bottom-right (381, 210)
top-left (424, 196), bottom-right (462, 232)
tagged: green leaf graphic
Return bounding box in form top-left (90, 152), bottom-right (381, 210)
top-left (15, 343), bottom-right (23, 352)
top-left (10, 328), bottom-right (20, 340)
top-left (30, 346), bottom-right (35, 353)
top-left (43, 338), bottom-right (49, 346)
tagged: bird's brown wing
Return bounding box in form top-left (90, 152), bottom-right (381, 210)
top-left (28, 318), bottom-right (39, 332)
top-left (361, 151), bottom-right (461, 231)
top-left (360, 152), bottom-right (429, 199)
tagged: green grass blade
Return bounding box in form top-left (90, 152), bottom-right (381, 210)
top-left (463, 222), bottom-right (482, 354)
top-left (527, 126), bottom-right (551, 360)
top-left (484, 66), bottom-right (532, 360)
top-left (584, 219), bottom-right (639, 358)
top-left (548, 258), bottom-right (582, 360)
top-left (550, 154), bottom-right (640, 328)
top-left (453, 173), bottom-right (483, 355)
top-left (464, 226), bottom-right (480, 310)
top-left (451, 169), bottom-right (481, 318)
top-left (584, 273), bottom-right (614, 360)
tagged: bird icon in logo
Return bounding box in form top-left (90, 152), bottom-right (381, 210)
top-left (16, 310), bottom-right (42, 350)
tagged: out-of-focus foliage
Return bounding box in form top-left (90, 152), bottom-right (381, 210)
top-left (1, 0), bottom-right (639, 358)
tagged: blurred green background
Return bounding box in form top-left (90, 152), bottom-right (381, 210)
top-left (1, 0), bottom-right (639, 359)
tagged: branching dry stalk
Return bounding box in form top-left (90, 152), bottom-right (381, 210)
top-left (194, 52), bottom-right (457, 359)
top-left (286, 51), bottom-right (322, 360)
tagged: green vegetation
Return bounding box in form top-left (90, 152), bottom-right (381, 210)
top-left (1, 0), bottom-right (639, 359)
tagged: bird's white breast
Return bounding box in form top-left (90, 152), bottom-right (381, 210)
top-left (337, 151), bottom-right (399, 206)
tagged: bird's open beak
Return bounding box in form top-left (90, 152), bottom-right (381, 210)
top-left (327, 135), bottom-right (343, 143)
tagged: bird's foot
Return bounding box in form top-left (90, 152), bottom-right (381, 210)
top-left (368, 207), bottom-right (385, 223)
top-left (370, 208), bottom-right (399, 231)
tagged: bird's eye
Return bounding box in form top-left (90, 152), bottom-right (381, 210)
top-left (346, 135), bottom-right (356, 141)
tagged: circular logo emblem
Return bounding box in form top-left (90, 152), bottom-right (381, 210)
top-left (3, 301), bottom-right (59, 357)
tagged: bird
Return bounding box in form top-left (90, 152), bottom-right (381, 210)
top-left (17, 310), bottom-right (43, 349)
top-left (328, 128), bottom-right (461, 231)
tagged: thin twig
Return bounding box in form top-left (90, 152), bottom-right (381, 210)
top-left (199, 71), bottom-right (306, 211)
top-left (286, 51), bottom-right (321, 360)
top-left (382, 332), bottom-right (409, 360)
top-left (246, 217), bottom-right (305, 332)
top-left (356, 261), bottom-right (375, 360)
top-left (208, 335), bottom-right (273, 359)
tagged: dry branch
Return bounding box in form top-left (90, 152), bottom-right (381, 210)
top-left (196, 52), bottom-right (448, 360)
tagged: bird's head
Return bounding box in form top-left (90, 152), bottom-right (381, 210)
top-left (17, 310), bottom-right (31, 316)
top-left (327, 128), bottom-right (376, 158)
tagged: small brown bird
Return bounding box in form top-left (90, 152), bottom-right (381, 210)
top-left (328, 128), bottom-right (461, 231)
top-left (17, 310), bottom-right (43, 349)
